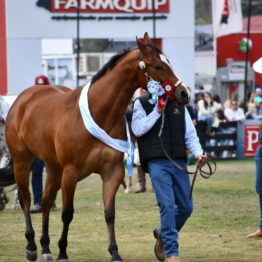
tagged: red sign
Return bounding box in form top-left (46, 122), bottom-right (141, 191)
top-left (244, 125), bottom-right (260, 157)
top-left (0, 0), bottom-right (7, 95)
top-left (51, 0), bottom-right (169, 13)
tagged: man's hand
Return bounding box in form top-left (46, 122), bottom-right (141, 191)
top-left (196, 155), bottom-right (208, 168)
top-left (157, 96), bottom-right (166, 113)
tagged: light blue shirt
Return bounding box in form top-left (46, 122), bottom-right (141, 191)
top-left (131, 99), bottom-right (203, 157)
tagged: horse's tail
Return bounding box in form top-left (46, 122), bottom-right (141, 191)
top-left (0, 160), bottom-right (16, 187)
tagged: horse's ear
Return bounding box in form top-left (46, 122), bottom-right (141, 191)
top-left (136, 36), bottom-right (145, 53)
top-left (143, 32), bottom-right (151, 44)
top-left (136, 33), bottom-right (152, 53)
top-left (136, 33), bottom-right (154, 57)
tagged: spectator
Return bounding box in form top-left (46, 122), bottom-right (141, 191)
top-left (30, 75), bottom-right (52, 213)
top-left (247, 124), bottom-right (262, 238)
top-left (212, 94), bottom-right (223, 109)
top-left (30, 158), bottom-right (46, 213)
top-left (0, 96), bottom-right (10, 168)
top-left (123, 101), bottom-right (134, 194)
top-left (246, 96), bottom-right (262, 120)
top-left (245, 90), bottom-right (260, 118)
top-left (134, 147), bottom-right (147, 193)
top-left (247, 57), bottom-right (262, 238)
top-left (194, 91), bottom-right (204, 113)
top-left (197, 92), bottom-right (221, 136)
top-left (255, 87), bottom-right (262, 97)
top-left (224, 100), bottom-right (246, 122)
top-left (124, 99), bottom-right (148, 194)
top-left (224, 93), bottom-right (239, 110)
top-left (0, 96), bottom-right (11, 211)
top-left (223, 101), bottom-right (245, 158)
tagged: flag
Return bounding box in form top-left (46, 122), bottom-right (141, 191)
top-left (212, 0), bottom-right (243, 37)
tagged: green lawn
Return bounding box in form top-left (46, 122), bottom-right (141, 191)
top-left (0, 159), bottom-right (260, 262)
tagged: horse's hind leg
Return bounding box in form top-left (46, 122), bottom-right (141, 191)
top-left (57, 165), bottom-right (78, 262)
top-left (13, 155), bottom-right (37, 261)
top-left (102, 164), bottom-right (125, 262)
top-left (40, 165), bottom-right (61, 262)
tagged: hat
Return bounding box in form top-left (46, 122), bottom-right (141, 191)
top-left (254, 96), bottom-right (262, 103)
top-left (253, 58), bottom-right (262, 74)
top-left (35, 75), bottom-right (50, 85)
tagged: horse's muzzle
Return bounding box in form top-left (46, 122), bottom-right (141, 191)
top-left (175, 89), bottom-right (190, 105)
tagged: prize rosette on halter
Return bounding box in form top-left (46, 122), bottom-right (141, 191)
top-left (147, 79), bottom-right (176, 110)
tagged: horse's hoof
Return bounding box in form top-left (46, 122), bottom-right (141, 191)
top-left (57, 259), bottom-right (71, 262)
top-left (41, 253), bottom-right (53, 261)
top-left (112, 256), bottom-right (123, 262)
top-left (25, 249), bottom-right (37, 261)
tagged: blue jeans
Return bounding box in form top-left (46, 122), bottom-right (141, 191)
top-left (198, 114), bottom-right (214, 132)
top-left (31, 158), bottom-right (44, 205)
top-left (255, 144), bottom-right (262, 229)
top-left (148, 158), bottom-right (193, 257)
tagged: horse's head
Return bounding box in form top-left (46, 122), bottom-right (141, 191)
top-left (136, 32), bottom-right (190, 105)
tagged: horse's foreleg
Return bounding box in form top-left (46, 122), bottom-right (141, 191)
top-left (40, 165), bottom-right (61, 262)
top-left (102, 164), bottom-right (125, 262)
top-left (57, 165), bottom-right (78, 262)
top-left (14, 159), bottom-right (37, 261)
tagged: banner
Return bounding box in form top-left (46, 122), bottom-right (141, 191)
top-left (244, 124), bottom-right (260, 157)
top-left (237, 120), bottom-right (261, 159)
top-left (37, 0), bottom-right (170, 13)
top-left (212, 0), bottom-right (242, 37)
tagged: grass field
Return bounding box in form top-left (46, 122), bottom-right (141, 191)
top-left (0, 159), bottom-right (261, 262)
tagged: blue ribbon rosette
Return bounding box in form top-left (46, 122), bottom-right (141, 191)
top-left (147, 80), bottom-right (165, 104)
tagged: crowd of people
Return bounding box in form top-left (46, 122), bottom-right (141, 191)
top-left (193, 86), bottom-right (261, 136)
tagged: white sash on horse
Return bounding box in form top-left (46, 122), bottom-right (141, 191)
top-left (79, 82), bottom-right (134, 175)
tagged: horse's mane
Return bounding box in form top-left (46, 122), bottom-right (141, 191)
top-left (91, 49), bottom-right (132, 84)
top-left (91, 45), bottom-right (162, 84)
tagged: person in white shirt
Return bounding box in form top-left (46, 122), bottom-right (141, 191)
top-left (131, 93), bottom-right (206, 262)
top-left (224, 100), bottom-right (246, 122)
top-left (197, 92), bottom-right (222, 136)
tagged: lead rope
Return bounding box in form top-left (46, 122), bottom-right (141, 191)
top-left (158, 112), bottom-right (216, 198)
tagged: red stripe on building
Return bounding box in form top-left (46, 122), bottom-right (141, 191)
top-left (0, 0), bottom-right (7, 95)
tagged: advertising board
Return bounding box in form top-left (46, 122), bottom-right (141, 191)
top-left (237, 120), bottom-right (261, 158)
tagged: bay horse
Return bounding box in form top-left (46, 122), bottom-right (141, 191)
top-left (5, 33), bottom-right (190, 262)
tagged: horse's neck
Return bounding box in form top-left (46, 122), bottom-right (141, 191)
top-left (88, 76), bottom-right (137, 137)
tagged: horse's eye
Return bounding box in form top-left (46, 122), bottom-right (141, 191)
top-left (154, 66), bottom-right (164, 71)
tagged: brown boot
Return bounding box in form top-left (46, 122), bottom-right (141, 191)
top-left (165, 256), bottom-right (181, 262)
top-left (247, 229), bottom-right (262, 238)
top-left (153, 227), bottom-right (165, 261)
top-left (135, 165), bottom-right (146, 193)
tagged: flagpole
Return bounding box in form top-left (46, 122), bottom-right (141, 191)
top-left (76, 0), bottom-right (80, 88)
top-left (152, 0), bottom-right (156, 45)
top-left (244, 0), bottom-right (252, 101)
top-left (212, 0), bottom-right (217, 80)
